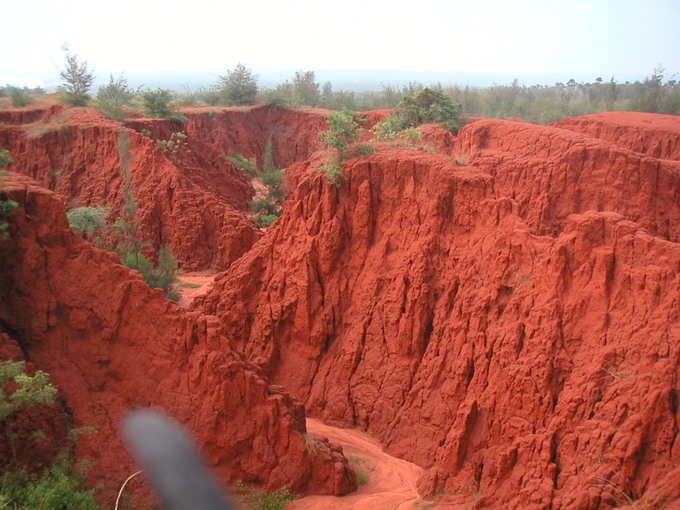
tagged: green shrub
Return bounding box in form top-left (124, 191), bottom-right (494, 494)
top-left (1, 148), bottom-right (14, 169)
top-left (0, 361), bottom-right (57, 421)
top-left (292, 70), bottom-right (320, 106)
top-left (0, 458), bottom-right (98, 510)
top-left (256, 215), bottom-right (279, 228)
top-left (95, 74), bottom-right (137, 121)
top-left (8, 87), bottom-right (31, 107)
top-left (318, 163), bottom-right (343, 187)
top-left (227, 154), bottom-right (259, 177)
top-left (67, 206), bottom-right (110, 241)
top-left (355, 144), bottom-right (377, 156)
top-left (319, 110), bottom-right (374, 186)
top-left (321, 109), bottom-right (365, 154)
top-left (156, 132), bottom-right (188, 154)
top-left (236, 483), bottom-right (295, 510)
top-left (59, 47), bottom-right (95, 107)
top-left (142, 89), bottom-right (185, 120)
top-left (217, 63), bottom-right (258, 106)
top-left (375, 88), bottom-right (462, 135)
top-left (0, 148), bottom-right (18, 240)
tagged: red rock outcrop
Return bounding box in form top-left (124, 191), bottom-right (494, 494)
top-left (0, 174), bottom-right (356, 505)
top-left (197, 114), bottom-right (680, 509)
top-left (553, 111), bottom-right (680, 161)
top-left (0, 104), bottom-right (341, 270)
top-left (0, 108), bottom-right (258, 270)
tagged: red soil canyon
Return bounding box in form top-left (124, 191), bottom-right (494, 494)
top-left (1, 104), bottom-right (679, 510)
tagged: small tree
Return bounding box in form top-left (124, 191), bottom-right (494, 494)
top-left (142, 89), bottom-right (174, 118)
top-left (59, 47), bottom-right (95, 106)
top-left (66, 206), bottom-right (110, 242)
top-left (218, 63), bottom-right (258, 105)
top-left (319, 110), bottom-right (374, 186)
top-left (8, 87), bottom-right (31, 107)
top-left (95, 74), bottom-right (137, 121)
top-left (374, 87), bottom-right (462, 135)
top-left (292, 70), bottom-right (320, 106)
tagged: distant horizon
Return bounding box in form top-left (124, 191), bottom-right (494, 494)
top-left (0, 67), bottom-right (660, 94)
top-left (3, 0), bottom-right (678, 93)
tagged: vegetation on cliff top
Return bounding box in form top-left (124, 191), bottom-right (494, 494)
top-left (319, 109), bottom-right (376, 186)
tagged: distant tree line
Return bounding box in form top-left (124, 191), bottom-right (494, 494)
top-left (2, 50), bottom-right (678, 124)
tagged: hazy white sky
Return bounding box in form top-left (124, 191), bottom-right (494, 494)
top-left (3, 0), bottom-right (679, 86)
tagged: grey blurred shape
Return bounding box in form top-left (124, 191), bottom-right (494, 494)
top-left (123, 409), bottom-right (235, 510)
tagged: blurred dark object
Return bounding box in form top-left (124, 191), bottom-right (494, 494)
top-left (123, 410), bottom-right (235, 510)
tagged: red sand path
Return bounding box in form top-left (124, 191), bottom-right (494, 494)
top-left (176, 272), bottom-right (217, 307)
top-left (292, 419), bottom-right (460, 510)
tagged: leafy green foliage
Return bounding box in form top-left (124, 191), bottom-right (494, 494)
top-left (95, 74), bottom-right (138, 121)
top-left (66, 206), bottom-right (110, 241)
top-left (8, 87), bottom-right (31, 107)
top-left (236, 483), bottom-right (295, 510)
top-left (142, 88), bottom-right (173, 118)
top-left (227, 154), bottom-right (259, 177)
top-left (321, 110), bottom-right (365, 154)
top-left (0, 150), bottom-right (13, 169)
top-left (0, 457), bottom-right (98, 510)
top-left (292, 70), bottom-right (320, 106)
top-left (59, 47), bottom-right (95, 106)
top-left (247, 166), bottom-right (285, 227)
top-left (319, 163), bottom-right (343, 187)
top-left (319, 110), bottom-right (375, 186)
top-left (375, 88), bottom-right (462, 135)
top-left (1, 149), bottom-right (18, 240)
top-left (256, 214), bottom-right (279, 228)
top-left (65, 132), bottom-right (180, 300)
top-left (0, 361), bottom-right (57, 422)
top-left (218, 63), bottom-right (258, 105)
top-left (156, 132), bottom-right (188, 154)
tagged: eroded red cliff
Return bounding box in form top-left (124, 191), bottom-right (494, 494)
top-left (197, 114), bottom-right (680, 509)
top-left (0, 173), bottom-right (356, 505)
top-left (0, 104), bottom-right (335, 270)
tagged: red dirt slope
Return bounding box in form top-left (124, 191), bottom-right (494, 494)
top-left (553, 111), bottom-right (680, 161)
top-left (0, 107), bottom-right (259, 270)
top-left (0, 174), bottom-right (356, 506)
top-left (197, 114), bottom-right (680, 509)
top-left (0, 104), bottom-right (337, 270)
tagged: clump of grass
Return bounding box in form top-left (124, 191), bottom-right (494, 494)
top-left (235, 482), bottom-right (295, 510)
top-left (348, 456), bottom-right (370, 486)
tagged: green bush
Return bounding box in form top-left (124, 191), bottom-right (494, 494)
top-left (0, 148), bottom-right (18, 240)
top-left (0, 361), bottom-right (57, 421)
top-left (0, 458), bottom-right (98, 510)
top-left (319, 110), bottom-right (374, 186)
top-left (375, 88), bottom-right (462, 135)
top-left (0, 149), bottom-right (13, 169)
top-left (8, 87), bottom-right (31, 107)
top-left (256, 215), bottom-right (279, 228)
top-left (66, 206), bottom-right (110, 242)
top-left (218, 63), bottom-right (258, 106)
top-left (59, 47), bottom-right (95, 107)
top-left (95, 74), bottom-right (137, 121)
top-left (142, 88), bottom-right (172, 118)
top-left (236, 483), bottom-right (295, 510)
top-left (292, 70), bottom-right (320, 106)
top-left (321, 109), bottom-right (364, 154)
top-left (156, 132), bottom-right (188, 154)
top-left (0, 363), bottom-right (98, 509)
top-left (227, 154), bottom-right (259, 177)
